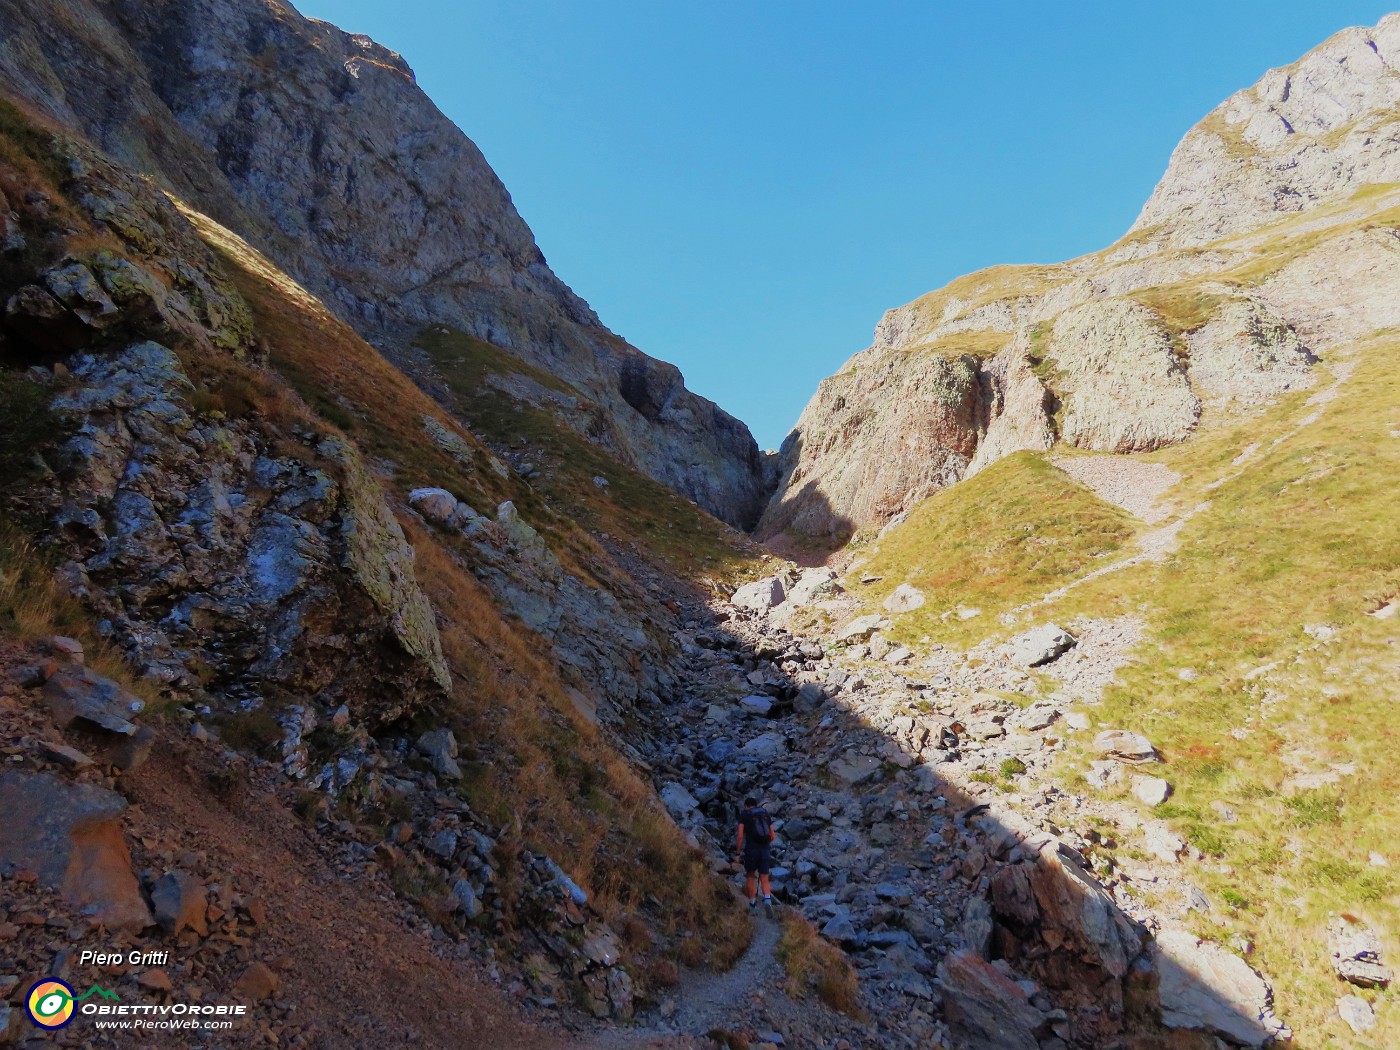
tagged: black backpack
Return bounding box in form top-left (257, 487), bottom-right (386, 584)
top-left (748, 807), bottom-right (773, 844)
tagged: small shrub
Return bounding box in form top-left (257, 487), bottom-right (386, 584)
top-left (0, 371), bottom-right (68, 491)
top-left (1219, 887), bottom-right (1250, 909)
top-left (999, 757), bottom-right (1028, 779)
top-left (775, 911), bottom-right (864, 1017)
top-left (217, 708), bottom-right (284, 755)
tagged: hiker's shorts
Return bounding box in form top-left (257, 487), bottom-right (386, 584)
top-left (743, 846), bottom-right (773, 876)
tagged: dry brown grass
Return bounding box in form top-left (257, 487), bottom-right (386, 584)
top-left (774, 910), bottom-right (863, 1017)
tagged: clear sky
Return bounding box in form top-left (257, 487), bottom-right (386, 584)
top-left (296, 2), bottom-right (1395, 450)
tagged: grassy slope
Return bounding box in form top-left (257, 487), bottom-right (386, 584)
top-left (1050, 341), bottom-right (1400, 1048)
top-left (413, 325), bottom-right (759, 584)
top-left (837, 195), bottom-right (1400, 1044)
top-left (843, 453), bottom-right (1139, 648)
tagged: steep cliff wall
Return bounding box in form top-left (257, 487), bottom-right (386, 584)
top-left (0, 0), bottom-right (775, 527)
top-left (760, 13), bottom-right (1400, 544)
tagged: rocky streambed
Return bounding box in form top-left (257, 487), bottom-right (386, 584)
top-left (616, 567), bottom-right (1303, 1050)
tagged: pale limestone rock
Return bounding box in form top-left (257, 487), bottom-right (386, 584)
top-left (1053, 298), bottom-right (1200, 452)
top-left (1187, 297), bottom-right (1316, 407)
top-left (882, 583), bottom-right (926, 613)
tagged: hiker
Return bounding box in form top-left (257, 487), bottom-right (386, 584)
top-left (735, 796), bottom-right (775, 907)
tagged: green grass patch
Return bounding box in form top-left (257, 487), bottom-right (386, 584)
top-left (849, 452), bottom-right (1138, 646)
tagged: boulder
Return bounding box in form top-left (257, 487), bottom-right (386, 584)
top-left (150, 870), bottom-right (209, 937)
top-left (741, 732), bottom-right (786, 760)
top-left (739, 694), bottom-right (774, 716)
top-left (787, 568), bottom-right (838, 607)
top-left (1154, 929), bottom-right (1289, 1048)
top-left (836, 614), bottom-right (884, 643)
top-left (827, 754), bottom-right (882, 786)
top-left (659, 782), bottom-right (699, 819)
top-left (582, 929), bottom-right (622, 966)
top-left (1132, 775), bottom-right (1171, 806)
top-left (1329, 915), bottom-right (1391, 987)
top-left (43, 667), bottom-right (140, 736)
top-left (414, 727), bottom-right (462, 780)
top-left (450, 877), bottom-right (483, 919)
top-left (233, 962), bottom-right (280, 1002)
top-left (936, 950), bottom-right (1043, 1050)
top-left (882, 583), bottom-right (926, 613)
top-left (731, 575), bottom-right (787, 613)
top-left (111, 726), bottom-right (158, 772)
top-left (1093, 729), bottom-right (1158, 764)
top-left (4, 283), bottom-right (92, 350)
top-left (44, 262), bottom-right (120, 329)
top-left (989, 840), bottom-right (1144, 979)
top-left (0, 770), bottom-right (152, 932)
top-left (1008, 624), bottom-right (1077, 667)
top-left (1337, 994), bottom-right (1376, 1034)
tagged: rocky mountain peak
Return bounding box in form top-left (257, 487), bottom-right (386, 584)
top-left (1131, 13), bottom-right (1400, 246)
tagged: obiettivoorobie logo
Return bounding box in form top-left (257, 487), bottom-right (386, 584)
top-left (25, 980), bottom-right (119, 1029)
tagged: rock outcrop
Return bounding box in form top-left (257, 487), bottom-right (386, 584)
top-left (1130, 15), bottom-right (1400, 247)
top-left (760, 13), bottom-right (1400, 544)
top-left (0, 0), bottom-right (774, 527)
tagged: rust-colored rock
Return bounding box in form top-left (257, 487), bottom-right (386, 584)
top-left (233, 961), bottom-right (279, 1001)
top-left (0, 770), bottom-right (152, 932)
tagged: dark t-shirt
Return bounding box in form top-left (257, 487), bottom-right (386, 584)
top-left (740, 807), bottom-right (773, 852)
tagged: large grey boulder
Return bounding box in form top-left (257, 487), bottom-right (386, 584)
top-left (1329, 915), bottom-right (1391, 988)
top-left (731, 575), bottom-right (788, 613)
top-left (786, 567), bottom-right (839, 607)
top-left (1155, 929), bottom-right (1289, 1048)
top-left (1007, 623), bottom-right (1076, 667)
top-left (659, 782), bottom-right (699, 820)
top-left (936, 949), bottom-right (1043, 1050)
top-left (415, 727), bottom-right (462, 781)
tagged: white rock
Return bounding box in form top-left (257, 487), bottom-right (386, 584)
top-left (1337, 994), bottom-right (1376, 1033)
top-left (731, 575), bottom-right (787, 613)
top-left (836, 614), bottom-right (884, 643)
top-left (1144, 825), bottom-right (1186, 863)
top-left (882, 583), bottom-right (926, 613)
top-left (1132, 775), bottom-right (1171, 807)
top-left (1065, 712), bottom-right (1090, 731)
top-left (1007, 623), bottom-right (1077, 667)
top-left (787, 568), bottom-right (838, 607)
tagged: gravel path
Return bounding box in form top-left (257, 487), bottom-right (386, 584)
top-left (588, 907), bottom-right (808, 1049)
top-left (1052, 454), bottom-right (1180, 523)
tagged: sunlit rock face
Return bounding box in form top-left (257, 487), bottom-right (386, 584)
top-left (0, 0), bottom-right (775, 528)
top-left (760, 13), bottom-right (1400, 545)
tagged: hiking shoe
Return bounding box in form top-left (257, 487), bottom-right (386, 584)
top-left (763, 896), bottom-right (773, 906)
top-left (749, 898), bottom-right (758, 909)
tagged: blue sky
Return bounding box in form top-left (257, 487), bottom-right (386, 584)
top-left (297, 2), bottom-right (1395, 449)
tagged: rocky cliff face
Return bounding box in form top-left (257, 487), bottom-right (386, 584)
top-left (0, 0), bottom-right (774, 528)
top-left (760, 12), bottom-right (1400, 544)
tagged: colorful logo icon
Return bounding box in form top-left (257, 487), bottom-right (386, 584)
top-left (26, 979), bottom-right (76, 1029)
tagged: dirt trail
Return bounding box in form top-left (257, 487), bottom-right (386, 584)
top-left (588, 907), bottom-right (808, 1049)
